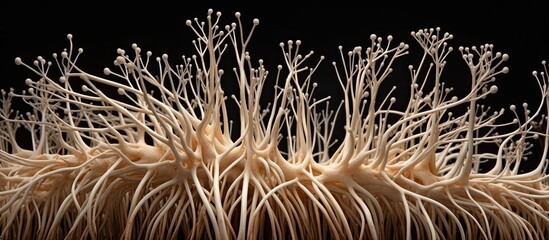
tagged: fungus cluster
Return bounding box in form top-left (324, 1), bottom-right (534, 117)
top-left (1, 9), bottom-right (548, 240)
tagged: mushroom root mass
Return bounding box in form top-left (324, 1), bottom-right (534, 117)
top-left (1, 9), bottom-right (548, 240)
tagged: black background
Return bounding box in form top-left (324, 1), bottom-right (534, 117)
top-left (1, 1), bottom-right (548, 169)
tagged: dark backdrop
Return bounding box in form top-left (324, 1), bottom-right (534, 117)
top-left (1, 1), bottom-right (548, 170)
